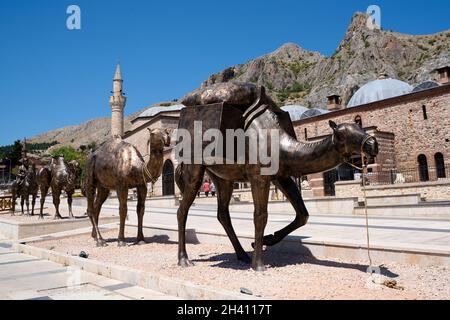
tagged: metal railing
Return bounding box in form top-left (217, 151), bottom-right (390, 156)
top-left (365, 165), bottom-right (449, 186)
top-left (326, 164), bottom-right (449, 187)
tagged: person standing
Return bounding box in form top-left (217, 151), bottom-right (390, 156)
top-left (210, 182), bottom-right (216, 197)
top-left (203, 180), bottom-right (210, 197)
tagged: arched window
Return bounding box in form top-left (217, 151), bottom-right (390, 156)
top-left (435, 153), bottom-right (446, 179)
top-left (162, 160), bottom-right (175, 196)
top-left (417, 154), bottom-right (429, 182)
top-left (354, 115), bottom-right (362, 127)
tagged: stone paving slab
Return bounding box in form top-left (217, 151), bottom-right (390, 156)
top-left (0, 245), bottom-right (178, 300)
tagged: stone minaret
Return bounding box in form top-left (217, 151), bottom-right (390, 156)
top-left (109, 63), bottom-right (126, 137)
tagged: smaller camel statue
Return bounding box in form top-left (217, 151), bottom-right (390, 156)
top-left (11, 162), bottom-right (38, 216)
top-left (37, 156), bottom-right (80, 219)
top-left (85, 129), bottom-right (170, 246)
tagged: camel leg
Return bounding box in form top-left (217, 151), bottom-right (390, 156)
top-left (39, 185), bottom-right (49, 219)
top-left (117, 187), bottom-right (128, 246)
top-left (135, 185), bottom-right (147, 244)
top-left (31, 193), bottom-right (36, 216)
top-left (249, 176), bottom-right (270, 272)
top-left (52, 189), bottom-right (62, 219)
top-left (11, 190), bottom-right (16, 216)
top-left (21, 196), bottom-right (25, 215)
top-left (178, 164), bottom-right (205, 267)
top-left (87, 185), bottom-right (105, 246)
top-left (25, 195), bottom-right (30, 215)
top-left (91, 186), bottom-right (109, 245)
top-left (67, 191), bottom-right (74, 219)
top-left (259, 177), bottom-right (309, 247)
top-left (211, 174), bottom-right (250, 263)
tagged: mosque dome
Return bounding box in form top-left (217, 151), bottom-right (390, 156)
top-left (412, 81), bottom-right (439, 93)
top-left (281, 105), bottom-right (328, 121)
top-left (347, 78), bottom-right (413, 107)
top-left (138, 104), bottom-right (185, 118)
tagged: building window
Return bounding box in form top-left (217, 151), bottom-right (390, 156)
top-left (304, 128), bottom-right (308, 140)
top-left (354, 115), bottom-right (362, 127)
top-left (435, 152), bottom-right (446, 179)
top-left (417, 154), bottom-right (429, 182)
top-left (422, 105), bottom-right (428, 120)
top-left (162, 160), bottom-right (175, 196)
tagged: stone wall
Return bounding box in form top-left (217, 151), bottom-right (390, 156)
top-left (294, 91), bottom-right (450, 171)
top-left (335, 179), bottom-right (450, 201)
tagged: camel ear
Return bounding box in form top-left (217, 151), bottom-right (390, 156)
top-left (329, 120), bottom-right (338, 131)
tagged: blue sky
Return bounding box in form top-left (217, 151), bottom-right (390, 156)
top-left (0, 0), bottom-right (449, 145)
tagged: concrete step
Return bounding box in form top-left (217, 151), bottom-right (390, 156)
top-left (354, 201), bottom-right (450, 217)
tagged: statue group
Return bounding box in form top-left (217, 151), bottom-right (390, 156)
top-left (85, 82), bottom-right (378, 272)
top-left (11, 148), bottom-right (80, 219)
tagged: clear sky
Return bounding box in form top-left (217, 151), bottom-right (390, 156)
top-left (0, 0), bottom-right (449, 145)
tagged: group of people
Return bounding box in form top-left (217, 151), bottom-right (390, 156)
top-left (197, 180), bottom-right (216, 197)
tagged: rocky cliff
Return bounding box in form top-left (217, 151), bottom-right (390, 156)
top-left (201, 12), bottom-right (450, 108)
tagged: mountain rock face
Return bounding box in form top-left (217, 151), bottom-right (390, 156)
top-left (201, 12), bottom-right (450, 108)
top-left (27, 107), bottom-right (148, 150)
top-left (28, 12), bottom-right (450, 149)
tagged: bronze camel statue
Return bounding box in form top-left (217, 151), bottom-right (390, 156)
top-left (175, 83), bottom-right (379, 271)
top-left (84, 129), bottom-right (170, 246)
top-left (37, 156), bottom-right (80, 219)
top-left (11, 162), bottom-right (39, 216)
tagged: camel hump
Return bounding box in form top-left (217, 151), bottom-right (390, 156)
top-left (182, 82), bottom-right (261, 108)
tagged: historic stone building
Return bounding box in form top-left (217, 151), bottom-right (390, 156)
top-left (118, 66), bottom-right (450, 199)
top-left (295, 70), bottom-right (450, 197)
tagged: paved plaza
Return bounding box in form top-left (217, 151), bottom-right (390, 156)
top-left (89, 199), bottom-right (450, 255)
top-left (0, 240), bottom-right (177, 300)
top-left (1, 197), bottom-right (448, 300)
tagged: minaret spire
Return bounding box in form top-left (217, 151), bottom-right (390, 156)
top-left (114, 62), bottom-right (123, 81)
top-left (109, 63), bottom-right (126, 138)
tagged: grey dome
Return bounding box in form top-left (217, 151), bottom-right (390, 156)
top-left (281, 105), bottom-right (328, 121)
top-left (138, 104), bottom-right (185, 118)
top-left (412, 81), bottom-right (439, 93)
top-left (348, 78), bottom-right (413, 107)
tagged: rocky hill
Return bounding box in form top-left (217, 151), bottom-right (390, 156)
top-left (28, 12), bottom-right (450, 149)
top-left (27, 107), bottom-right (147, 150)
top-left (201, 12), bottom-right (450, 108)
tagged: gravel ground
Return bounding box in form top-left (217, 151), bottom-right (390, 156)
top-left (31, 229), bottom-right (450, 300)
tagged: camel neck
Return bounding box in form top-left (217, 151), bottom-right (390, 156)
top-left (280, 134), bottom-right (342, 177)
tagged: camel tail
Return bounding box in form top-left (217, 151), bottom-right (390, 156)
top-left (175, 163), bottom-right (185, 195)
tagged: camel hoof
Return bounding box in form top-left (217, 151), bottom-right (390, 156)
top-left (134, 240), bottom-right (146, 245)
top-left (252, 264), bottom-right (267, 272)
top-left (96, 239), bottom-right (107, 247)
top-left (178, 258), bottom-right (194, 268)
top-left (237, 253), bottom-right (251, 264)
top-left (252, 234), bottom-right (278, 249)
top-left (53, 215), bottom-right (62, 220)
top-left (117, 240), bottom-right (127, 247)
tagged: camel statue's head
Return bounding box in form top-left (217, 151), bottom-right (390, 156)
top-left (68, 160), bottom-right (80, 175)
top-left (329, 120), bottom-right (379, 160)
top-left (147, 128), bottom-right (171, 151)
